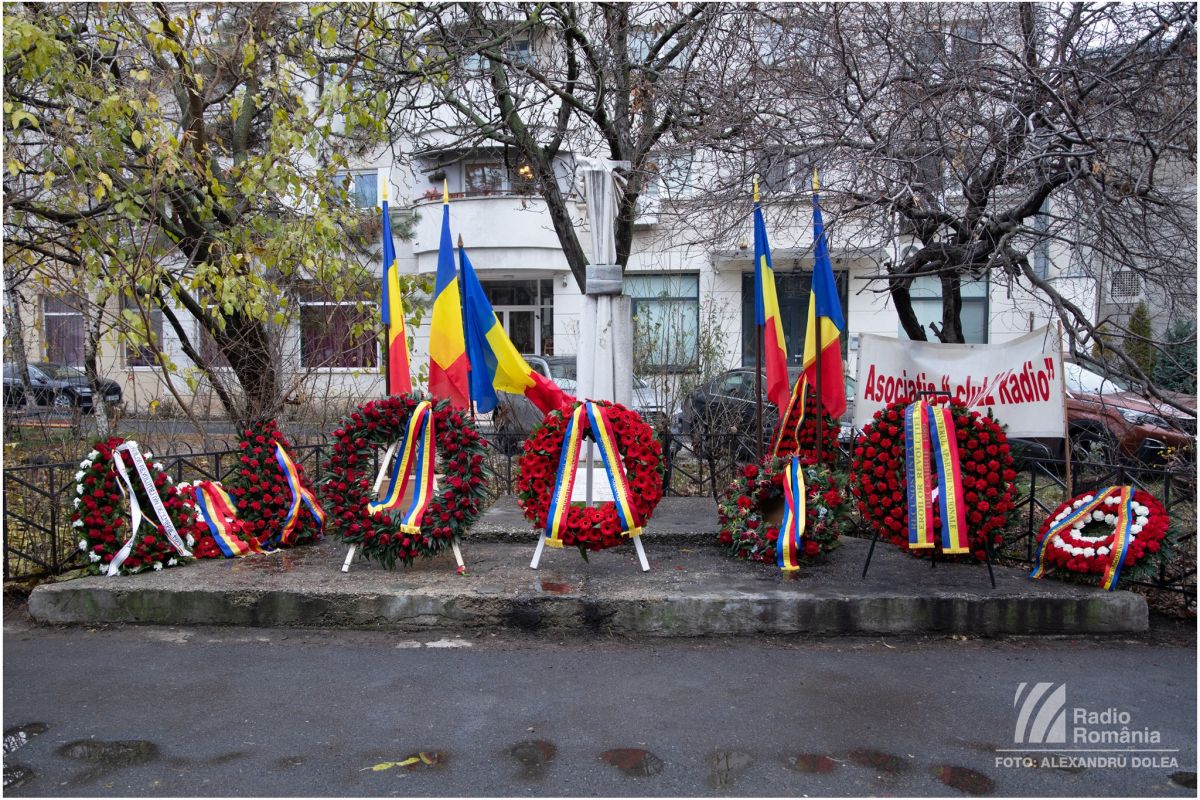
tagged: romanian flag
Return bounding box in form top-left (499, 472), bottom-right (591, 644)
top-left (752, 178), bottom-right (790, 416)
top-left (428, 181), bottom-right (470, 409)
top-left (380, 184), bottom-right (412, 396)
top-left (780, 170), bottom-right (847, 428)
top-left (459, 242), bottom-right (571, 414)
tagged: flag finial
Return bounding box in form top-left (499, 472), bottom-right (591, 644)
top-left (443, 179), bottom-right (449, 204)
top-left (812, 167), bottom-right (820, 194)
top-left (382, 181), bottom-right (388, 202)
top-left (753, 174), bottom-right (760, 203)
top-left (457, 233), bottom-right (463, 248)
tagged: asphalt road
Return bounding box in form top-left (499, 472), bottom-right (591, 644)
top-left (3, 611), bottom-right (1195, 797)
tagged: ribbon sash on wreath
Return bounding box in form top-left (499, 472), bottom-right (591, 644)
top-left (544, 402), bottom-right (644, 548)
top-left (367, 400), bottom-right (437, 535)
top-left (194, 480), bottom-right (257, 557)
top-left (904, 401), bottom-right (968, 555)
top-left (107, 441), bottom-right (192, 576)
top-left (269, 443), bottom-right (326, 549)
top-left (777, 455), bottom-right (806, 571)
top-left (1030, 485), bottom-right (1136, 591)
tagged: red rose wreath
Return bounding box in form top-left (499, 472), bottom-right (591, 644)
top-left (717, 457), bottom-right (848, 564)
top-left (1032, 489), bottom-right (1170, 582)
top-left (849, 398), bottom-right (1017, 561)
top-left (324, 394), bottom-right (487, 568)
top-left (71, 436), bottom-right (205, 575)
top-left (223, 419), bottom-right (323, 549)
top-left (517, 400), bottom-right (663, 553)
top-left (773, 391), bottom-right (840, 466)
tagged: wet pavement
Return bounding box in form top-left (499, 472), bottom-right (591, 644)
top-left (2, 608), bottom-right (1194, 797)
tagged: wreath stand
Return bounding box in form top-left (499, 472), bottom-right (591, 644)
top-left (340, 447), bottom-right (465, 574)
top-left (530, 438), bottom-right (650, 573)
top-left (860, 391), bottom-right (996, 589)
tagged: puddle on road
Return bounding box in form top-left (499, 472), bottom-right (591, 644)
top-left (506, 740), bottom-right (556, 779)
top-left (600, 748), bottom-right (664, 777)
top-left (3, 763), bottom-right (35, 791)
top-left (57, 739), bottom-right (159, 766)
top-left (789, 753), bottom-right (838, 774)
top-left (536, 580), bottom-right (574, 595)
top-left (364, 751), bottom-right (448, 772)
top-left (933, 765), bottom-right (996, 795)
top-left (4, 723), bottom-right (48, 754)
top-left (1170, 771), bottom-right (1197, 789)
top-left (707, 750), bottom-right (751, 789)
top-left (846, 748), bottom-right (910, 775)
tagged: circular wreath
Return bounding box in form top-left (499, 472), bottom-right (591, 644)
top-left (325, 393), bottom-right (488, 568)
top-left (223, 419), bottom-right (322, 548)
top-left (849, 398), bottom-right (1017, 561)
top-left (176, 480), bottom-right (260, 559)
top-left (774, 391), bottom-right (840, 466)
top-left (1034, 489), bottom-right (1169, 582)
top-left (517, 400), bottom-right (663, 553)
top-left (717, 456), bottom-right (848, 565)
top-left (71, 436), bottom-right (204, 575)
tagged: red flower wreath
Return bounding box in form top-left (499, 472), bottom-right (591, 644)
top-left (849, 398), bottom-right (1017, 561)
top-left (71, 436), bottom-right (205, 575)
top-left (774, 390), bottom-right (840, 466)
top-left (324, 394), bottom-right (488, 568)
top-left (717, 456), bottom-right (848, 565)
top-left (517, 400), bottom-right (663, 554)
top-left (1033, 489), bottom-right (1170, 582)
top-left (223, 419), bottom-right (322, 548)
top-left (177, 480), bottom-right (260, 559)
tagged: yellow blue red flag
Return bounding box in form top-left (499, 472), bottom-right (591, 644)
top-left (428, 181), bottom-right (470, 409)
top-left (752, 178), bottom-right (791, 417)
top-left (380, 184), bottom-right (412, 395)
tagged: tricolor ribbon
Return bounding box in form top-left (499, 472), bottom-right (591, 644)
top-left (193, 480), bottom-right (256, 558)
top-left (107, 441), bottom-right (191, 576)
top-left (1030, 486), bottom-right (1135, 591)
top-left (269, 442), bottom-right (326, 549)
top-left (776, 455), bottom-right (805, 571)
top-left (367, 401), bottom-right (437, 535)
top-left (544, 402), bottom-right (644, 548)
top-left (904, 401), bottom-right (968, 555)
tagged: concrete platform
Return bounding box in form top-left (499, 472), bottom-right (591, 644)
top-left (28, 497), bottom-right (1147, 636)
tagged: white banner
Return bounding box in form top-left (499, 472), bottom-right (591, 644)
top-left (853, 328), bottom-right (1065, 437)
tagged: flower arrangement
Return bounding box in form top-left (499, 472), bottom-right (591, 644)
top-left (223, 419), bottom-right (323, 549)
top-left (71, 437), bottom-right (203, 575)
top-left (773, 391), bottom-right (840, 466)
top-left (1033, 488), bottom-right (1169, 583)
top-left (849, 398), bottom-right (1017, 561)
top-left (717, 456), bottom-right (848, 564)
top-left (517, 400), bottom-right (663, 554)
top-left (178, 480), bottom-right (259, 558)
top-left (324, 394), bottom-right (488, 568)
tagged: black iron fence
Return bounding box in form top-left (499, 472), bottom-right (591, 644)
top-left (4, 429), bottom-right (1195, 605)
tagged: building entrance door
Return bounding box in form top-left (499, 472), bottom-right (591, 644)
top-left (483, 279), bottom-right (554, 355)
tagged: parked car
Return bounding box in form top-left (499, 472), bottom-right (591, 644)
top-left (489, 355), bottom-right (666, 452)
top-left (1032, 361), bottom-right (1196, 465)
top-left (2, 362), bottom-right (123, 413)
top-left (672, 367), bottom-right (857, 458)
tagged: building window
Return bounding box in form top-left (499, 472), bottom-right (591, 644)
top-left (299, 287), bottom-right (378, 369)
top-left (901, 275), bottom-right (989, 343)
top-left (629, 273), bottom-right (700, 370)
top-left (741, 271), bottom-right (849, 367)
top-left (43, 296), bottom-right (84, 366)
top-left (333, 171), bottom-right (378, 208)
top-left (464, 161), bottom-right (506, 194)
top-left (483, 279), bottom-right (554, 355)
top-left (1111, 270), bottom-right (1141, 299)
top-left (121, 293), bottom-right (164, 368)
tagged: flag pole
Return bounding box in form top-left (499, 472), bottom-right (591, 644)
top-left (382, 182), bottom-right (392, 398)
top-left (812, 169), bottom-right (824, 466)
top-left (753, 176), bottom-right (764, 462)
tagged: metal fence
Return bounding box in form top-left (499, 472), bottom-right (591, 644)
top-left (4, 429), bottom-right (1195, 605)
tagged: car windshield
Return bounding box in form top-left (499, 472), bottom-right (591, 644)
top-left (1065, 362), bottom-right (1128, 395)
top-left (543, 357), bottom-right (577, 381)
top-left (35, 363), bottom-right (86, 380)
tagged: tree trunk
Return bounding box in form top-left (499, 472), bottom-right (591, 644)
top-left (3, 270), bottom-right (37, 407)
top-left (81, 293), bottom-right (112, 438)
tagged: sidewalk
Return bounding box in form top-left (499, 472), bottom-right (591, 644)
top-left (28, 497), bottom-right (1147, 635)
